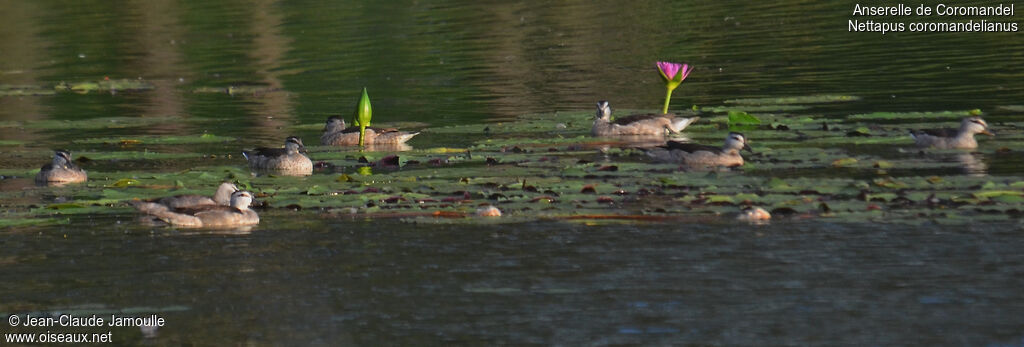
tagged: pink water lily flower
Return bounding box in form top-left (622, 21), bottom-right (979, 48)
top-left (656, 61), bottom-right (693, 82)
top-left (655, 61), bottom-right (693, 114)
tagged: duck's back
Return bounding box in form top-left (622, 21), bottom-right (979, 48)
top-left (35, 163), bottom-right (87, 183)
top-left (322, 126), bottom-right (418, 145)
top-left (244, 148), bottom-right (312, 175)
top-left (158, 195), bottom-right (217, 209)
top-left (612, 113), bottom-right (672, 126)
top-left (911, 128), bottom-right (969, 148)
top-left (322, 127), bottom-right (377, 146)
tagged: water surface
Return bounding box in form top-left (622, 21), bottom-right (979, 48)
top-left (2, 1), bottom-right (1023, 345)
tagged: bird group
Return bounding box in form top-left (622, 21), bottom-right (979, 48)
top-left (590, 101), bottom-right (993, 168)
top-left (34, 105), bottom-right (994, 227)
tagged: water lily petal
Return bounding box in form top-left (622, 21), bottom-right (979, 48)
top-left (656, 61), bottom-right (682, 81)
top-left (678, 64), bottom-right (693, 81)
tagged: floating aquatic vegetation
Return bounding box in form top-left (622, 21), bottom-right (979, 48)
top-left (74, 151), bottom-right (203, 161)
top-left (0, 84), bottom-right (57, 97)
top-left (73, 134), bottom-right (235, 145)
top-left (2, 95), bottom-right (1023, 229)
top-left (192, 85), bottom-right (281, 95)
top-left (55, 79), bottom-right (155, 94)
top-left (724, 95), bottom-right (861, 105)
top-left (700, 105), bottom-right (810, 113)
top-left (727, 111), bottom-right (761, 130)
top-left (0, 217), bottom-right (69, 228)
top-left (0, 116), bottom-right (181, 130)
top-left (996, 105), bottom-right (1024, 112)
top-left (847, 110), bottom-right (979, 121)
top-left (425, 111), bottom-right (593, 135)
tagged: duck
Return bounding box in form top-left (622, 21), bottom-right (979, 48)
top-left (242, 136), bottom-right (313, 176)
top-left (132, 190), bottom-right (259, 228)
top-left (475, 206), bottom-right (502, 217)
top-left (320, 116), bottom-right (420, 146)
top-left (736, 207), bottom-right (772, 222)
top-left (645, 132), bottom-right (752, 168)
top-left (138, 182), bottom-right (239, 209)
top-left (909, 116), bottom-right (994, 149)
top-left (35, 149), bottom-right (87, 184)
top-left (591, 101), bottom-right (699, 137)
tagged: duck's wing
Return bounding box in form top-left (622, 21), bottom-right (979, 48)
top-left (130, 200), bottom-right (170, 214)
top-left (612, 113), bottom-right (670, 125)
top-left (157, 195), bottom-right (217, 209)
top-left (911, 128), bottom-right (958, 138)
top-left (340, 126), bottom-right (392, 133)
top-left (172, 205), bottom-right (242, 216)
top-left (661, 141), bottom-right (722, 154)
top-left (245, 147), bottom-right (287, 158)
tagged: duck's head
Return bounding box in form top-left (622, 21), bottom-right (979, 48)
top-left (324, 116), bottom-right (346, 132)
top-left (214, 182), bottom-right (240, 205)
top-left (595, 101), bottom-right (611, 120)
top-left (962, 117), bottom-right (994, 136)
top-left (52, 149), bottom-right (73, 168)
top-left (724, 132), bottom-right (753, 153)
top-left (285, 136), bottom-right (306, 154)
top-left (230, 191), bottom-right (254, 209)
top-left (220, 182), bottom-right (240, 192)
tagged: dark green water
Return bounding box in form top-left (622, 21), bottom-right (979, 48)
top-left (2, 1), bottom-right (1024, 345)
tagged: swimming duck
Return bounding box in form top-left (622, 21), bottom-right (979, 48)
top-left (320, 116), bottom-right (420, 146)
top-left (242, 136), bottom-right (313, 176)
top-left (133, 190), bottom-right (259, 228)
top-left (909, 116), bottom-right (994, 149)
top-left (35, 149), bottom-right (87, 184)
top-left (645, 132), bottom-right (752, 168)
top-left (591, 101), bottom-right (699, 136)
top-left (736, 207), bottom-right (772, 222)
top-left (476, 206), bottom-right (502, 217)
top-left (139, 182), bottom-right (239, 209)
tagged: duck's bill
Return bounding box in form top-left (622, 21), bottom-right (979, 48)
top-left (743, 144), bottom-right (754, 153)
top-left (981, 130), bottom-right (995, 136)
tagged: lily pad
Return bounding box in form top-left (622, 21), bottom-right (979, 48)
top-left (73, 134), bottom-right (236, 145)
top-left (55, 79), bottom-right (155, 93)
top-left (846, 110), bottom-right (975, 121)
top-left (727, 111), bottom-right (761, 125)
top-left (0, 116), bottom-right (181, 130)
top-left (192, 85), bottom-right (282, 95)
top-left (0, 217), bottom-right (69, 228)
top-left (0, 84), bottom-right (57, 97)
top-left (724, 95), bottom-right (861, 105)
